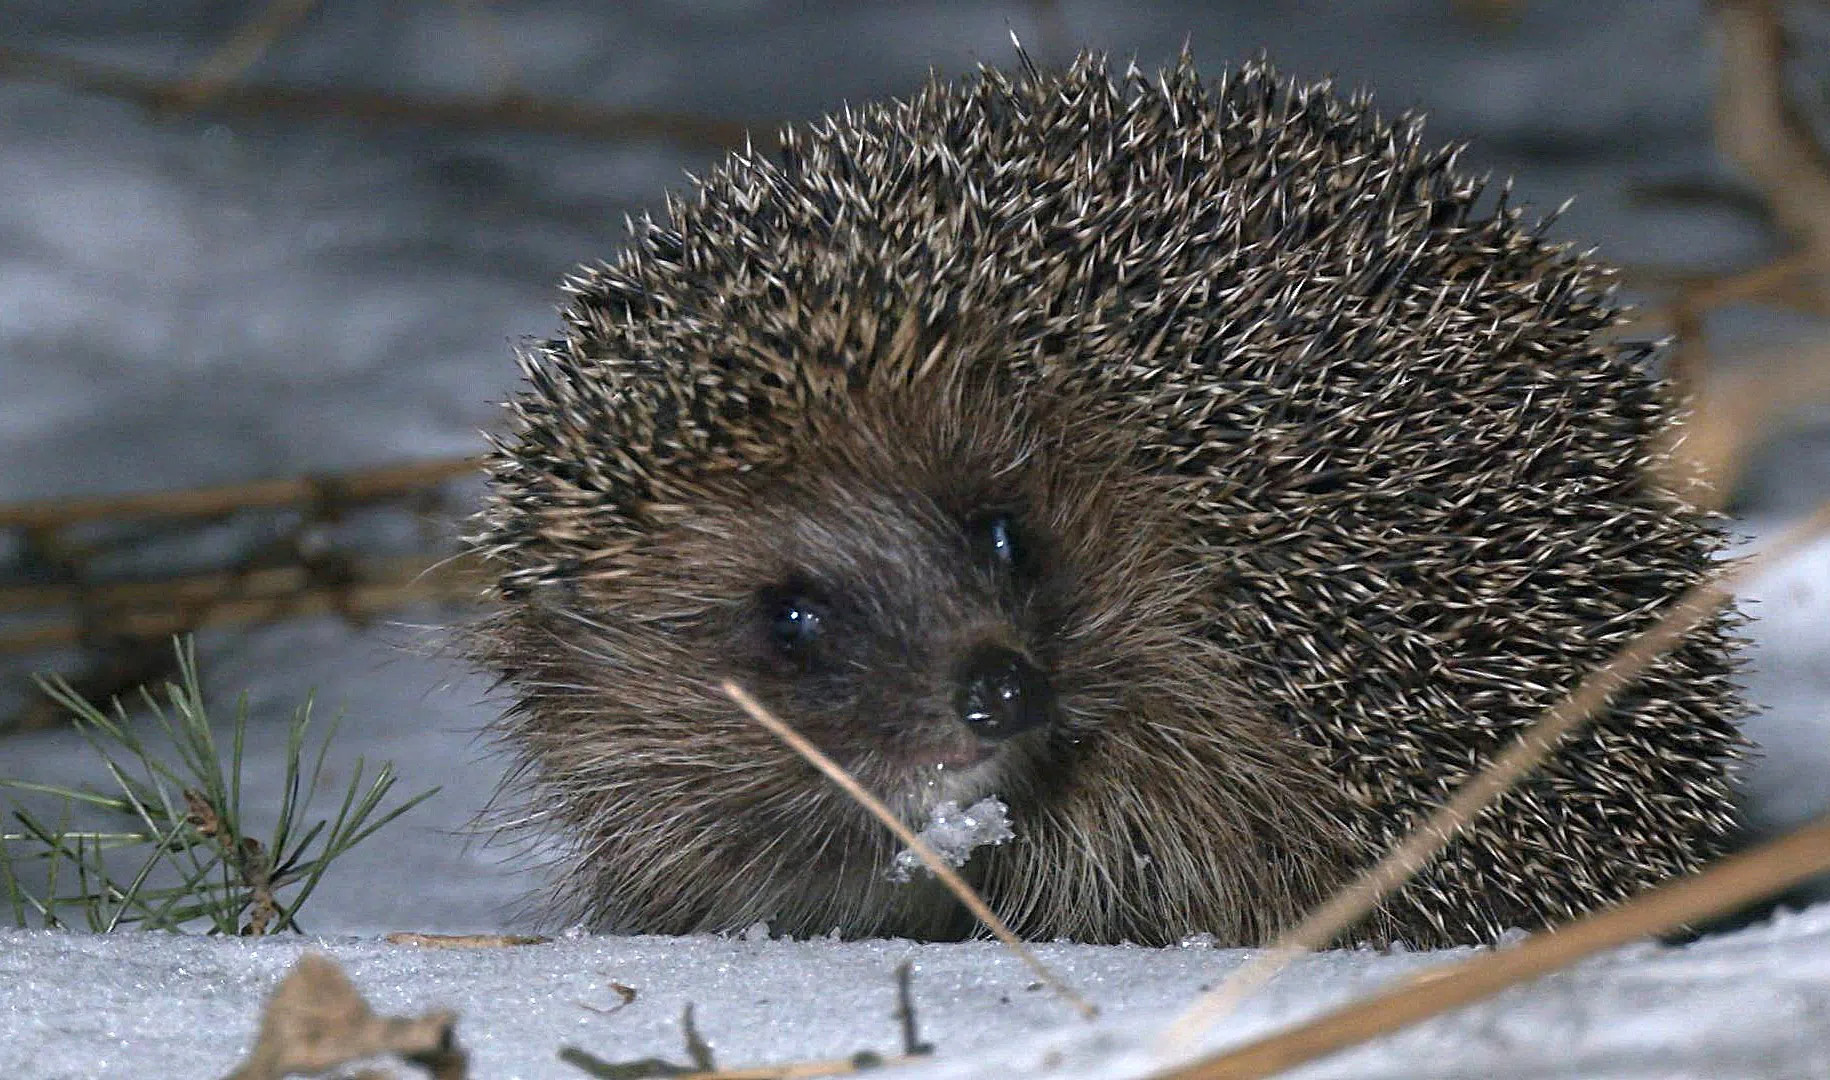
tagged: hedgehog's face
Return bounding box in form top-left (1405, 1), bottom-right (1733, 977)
top-left (487, 374), bottom-right (1362, 938)
top-left (510, 383), bottom-right (1203, 796)
top-left (704, 480), bottom-right (1072, 815)
top-left (574, 396), bottom-right (1129, 823)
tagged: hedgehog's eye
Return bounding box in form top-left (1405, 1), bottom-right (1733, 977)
top-left (764, 592), bottom-right (825, 657)
top-left (968, 511), bottom-right (1029, 578)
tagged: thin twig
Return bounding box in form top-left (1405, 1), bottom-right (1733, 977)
top-left (559, 1050), bottom-right (920, 1080)
top-left (1165, 499), bottom-right (1830, 1045)
top-left (719, 680), bottom-right (1098, 1020)
top-left (669, 1061), bottom-right (915, 1080)
top-left (183, 788), bottom-right (280, 934)
top-left (1153, 813), bottom-right (1830, 1080)
top-left (894, 960), bottom-right (933, 1056)
top-left (683, 1004), bottom-right (715, 1071)
top-left (0, 46), bottom-right (749, 149)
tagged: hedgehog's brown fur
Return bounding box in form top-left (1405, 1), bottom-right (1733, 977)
top-left (473, 52), bottom-right (1746, 947)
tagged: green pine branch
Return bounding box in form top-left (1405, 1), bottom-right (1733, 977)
top-left (0, 637), bottom-right (438, 934)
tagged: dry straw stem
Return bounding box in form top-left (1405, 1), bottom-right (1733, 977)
top-left (1665, 339), bottom-right (1830, 511)
top-left (0, 553), bottom-right (483, 615)
top-left (0, 456), bottom-right (478, 529)
top-left (1621, 254), bottom-right (1827, 427)
top-left (1625, 0), bottom-right (1830, 484)
top-left (1625, 251), bottom-right (1823, 332)
top-left (168, 0), bottom-right (321, 112)
top-left (0, 458), bottom-right (482, 655)
top-left (719, 679), bottom-right (1098, 1020)
top-left (0, 46), bottom-right (748, 149)
top-left (1714, 0), bottom-right (1830, 275)
top-left (1167, 498), bottom-right (1830, 1046)
top-left (0, 567), bottom-right (476, 653)
top-left (384, 931), bottom-right (552, 948)
top-left (1633, 0), bottom-right (1830, 507)
top-left (0, 553), bottom-right (483, 655)
top-left (1153, 812), bottom-right (1830, 1080)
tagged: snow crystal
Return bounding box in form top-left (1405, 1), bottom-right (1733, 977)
top-left (889, 797), bottom-right (1015, 882)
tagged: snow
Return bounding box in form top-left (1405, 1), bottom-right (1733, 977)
top-left (6, 906), bottom-right (1830, 1079)
top-left (3, 0), bottom-right (1830, 1076)
top-left (891, 797), bottom-right (1015, 882)
top-left (1735, 528), bottom-right (1830, 840)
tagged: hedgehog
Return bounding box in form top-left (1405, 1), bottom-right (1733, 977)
top-left (471, 51), bottom-right (1746, 948)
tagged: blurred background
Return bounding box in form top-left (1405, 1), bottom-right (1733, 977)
top-left (1, 0), bottom-right (1827, 933)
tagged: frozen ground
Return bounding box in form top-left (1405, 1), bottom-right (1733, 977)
top-left (3, 1), bottom-right (1830, 1077)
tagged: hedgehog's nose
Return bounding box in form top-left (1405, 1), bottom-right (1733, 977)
top-left (955, 644), bottom-right (1053, 740)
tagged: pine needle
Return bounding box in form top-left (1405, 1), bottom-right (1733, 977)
top-left (1, 636), bottom-right (438, 934)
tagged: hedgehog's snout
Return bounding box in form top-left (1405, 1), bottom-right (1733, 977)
top-left (954, 642), bottom-right (1054, 740)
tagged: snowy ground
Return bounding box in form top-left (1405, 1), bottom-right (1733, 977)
top-left (4, 1), bottom-right (1830, 1077)
top-left (8, 904), bottom-right (1830, 1080)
